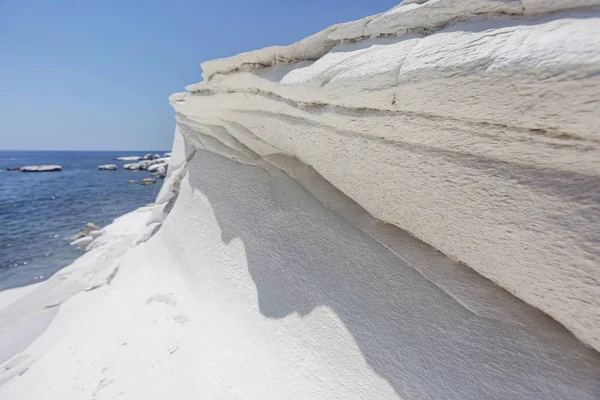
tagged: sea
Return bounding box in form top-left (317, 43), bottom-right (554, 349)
top-left (0, 151), bottom-right (165, 292)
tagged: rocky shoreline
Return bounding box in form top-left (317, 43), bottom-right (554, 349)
top-left (4, 152), bottom-right (170, 182)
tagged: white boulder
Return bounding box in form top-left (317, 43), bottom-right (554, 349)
top-left (98, 164), bottom-right (118, 171)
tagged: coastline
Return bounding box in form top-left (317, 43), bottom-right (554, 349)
top-left (0, 150), bottom-right (166, 292)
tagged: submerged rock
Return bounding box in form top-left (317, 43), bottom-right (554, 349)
top-left (98, 164), bottom-right (118, 171)
top-left (20, 165), bottom-right (62, 172)
top-left (138, 178), bottom-right (156, 185)
top-left (6, 167), bottom-right (20, 172)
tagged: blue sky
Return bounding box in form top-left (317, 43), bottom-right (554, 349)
top-left (0, 0), bottom-right (400, 150)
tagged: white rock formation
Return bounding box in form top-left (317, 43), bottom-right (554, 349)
top-left (97, 164), bottom-right (117, 171)
top-left (1, 2), bottom-right (599, 399)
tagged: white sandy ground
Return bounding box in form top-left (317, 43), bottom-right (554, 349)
top-left (1, 1), bottom-right (600, 399)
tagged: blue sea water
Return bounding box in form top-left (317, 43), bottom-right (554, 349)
top-left (0, 151), bottom-right (165, 291)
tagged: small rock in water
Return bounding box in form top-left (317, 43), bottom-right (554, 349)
top-left (127, 179), bottom-right (137, 183)
top-left (70, 222), bottom-right (101, 241)
top-left (114, 156), bottom-right (142, 161)
top-left (71, 236), bottom-right (94, 250)
top-left (7, 167), bottom-right (20, 172)
top-left (98, 164), bottom-right (118, 171)
top-left (139, 178), bottom-right (156, 185)
top-left (20, 165), bottom-right (62, 172)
